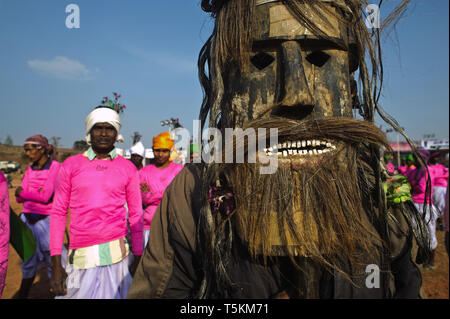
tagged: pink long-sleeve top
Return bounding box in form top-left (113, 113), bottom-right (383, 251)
top-left (0, 172), bottom-right (10, 298)
top-left (429, 163), bottom-right (448, 187)
top-left (397, 165), bottom-right (409, 176)
top-left (16, 160), bottom-right (61, 215)
top-left (50, 154), bottom-right (143, 256)
top-left (406, 166), bottom-right (436, 204)
top-left (139, 162), bottom-right (183, 230)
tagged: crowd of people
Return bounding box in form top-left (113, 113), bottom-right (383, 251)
top-left (384, 150), bottom-right (449, 266)
top-left (0, 105), bottom-right (198, 298)
top-left (0, 0), bottom-right (449, 300)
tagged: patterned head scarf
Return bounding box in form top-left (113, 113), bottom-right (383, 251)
top-left (24, 134), bottom-right (54, 158)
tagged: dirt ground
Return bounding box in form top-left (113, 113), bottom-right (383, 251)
top-left (1, 173), bottom-right (448, 299)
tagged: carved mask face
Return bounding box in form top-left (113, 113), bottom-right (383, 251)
top-left (213, 2), bottom-right (357, 160)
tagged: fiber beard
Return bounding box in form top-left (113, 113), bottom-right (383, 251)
top-left (221, 117), bottom-right (390, 279)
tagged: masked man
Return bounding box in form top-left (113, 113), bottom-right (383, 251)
top-left (128, 0), bottom-right (430, 299)
top-left (50, 106), bottom-right (144, 299)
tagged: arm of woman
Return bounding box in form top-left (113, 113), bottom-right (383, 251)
top-left (0, 173), bottom-right (10, 298)
top-left (18, 163), bottom-right (61, 204)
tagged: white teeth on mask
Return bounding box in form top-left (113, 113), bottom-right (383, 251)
top-left (266, 140), bottom-right (337, 157)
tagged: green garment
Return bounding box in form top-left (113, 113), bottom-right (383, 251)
top-left (9, 208), bottom-right (36, 262)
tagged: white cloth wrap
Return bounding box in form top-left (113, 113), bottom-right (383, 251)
top-left (84, 107), bottom-right (124, 144)
top-left (130, 141), bottom-right (145, 157)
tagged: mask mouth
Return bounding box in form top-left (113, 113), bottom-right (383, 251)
top-left (263, 139), bottom-right (337, 157)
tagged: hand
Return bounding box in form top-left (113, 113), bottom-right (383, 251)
top-left (15, 186), bottom-right (23, 197)
top-left (50, 255), bottom-right (68, 296)
top-left (140, 183), bottom-right (150, 192)
top-left (129, 254), bottom-right (141, 277)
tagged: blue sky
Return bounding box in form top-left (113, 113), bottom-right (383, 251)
top-left (0, 0), bottom-right (448, 150)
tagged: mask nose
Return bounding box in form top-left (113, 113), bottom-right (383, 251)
top-left (276, 41), bottom-right (315, 117)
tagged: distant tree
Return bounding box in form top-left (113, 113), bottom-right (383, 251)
top-left (4, 135), bottom-right (13, 146)
top-left (132, 132), bottom-right (142, 145)
top-left (50, 136), bottom-right (61, 149)
top-left (73, 140), bottom-right (88, 151)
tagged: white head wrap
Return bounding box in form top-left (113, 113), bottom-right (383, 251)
top-left (130, 141), bottom-right (145, 157)
top-left (84, 107), bottom-right (124, 144)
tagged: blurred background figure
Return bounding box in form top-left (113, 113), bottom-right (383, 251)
top-left (405, 148), bottom-right (438, 269)
top-left (139, 132), bottom-right (183, 247)
top-left (428, 152), bottom-right (449, 231)
top-left (189, 142), bottom-right (201, 163)
top-left (15, 135), bottom-right (62, 298)
top-left (0, 171), bottom-right (10, 299)
top-left (129, 141), bottom-right (145, 170)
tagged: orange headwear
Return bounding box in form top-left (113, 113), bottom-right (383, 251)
top-left (153, 132), bottom-right (174, 150)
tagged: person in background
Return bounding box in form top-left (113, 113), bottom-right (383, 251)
top-left (139, 132), bottom-right (183, 247)
top-left (384, 154), bottom-right (395, 175)
top-left (129, 141), bottom-right (145, 170)
top-left (49, 106), bottom-right (143, 299)
top-left (428, 152), bottom-right (448, 230)
top-left (15, 135), bottom-right (62, 299)
top-left (189, 143), bottom-right (201, 164)
top-left (397, 155), bottom-right (409, 176)
top-left (0, 171), bottom-right (10, 298)
top-left (405, 148), bottom-right (438, 269)
top-left (444, 182), bottom-right (449, 256)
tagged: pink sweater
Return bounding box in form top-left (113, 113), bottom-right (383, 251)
top-left (50, 154), bottom-right (143, 256)
top-left (139, 162), bottom-right (183, 230)
top-left (397, 165), bottom-right (409, 176)
top-left (429, 163), bottom-right (448, 187)
top-left (406, 166), bottom-right (436, 204)
top-left (0, 172), bottom-right (10, 298)
top-left (16, 160), bottom-right (61, 215)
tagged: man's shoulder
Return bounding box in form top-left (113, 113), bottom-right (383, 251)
top-left (168, 164), bottom-right (202, 192)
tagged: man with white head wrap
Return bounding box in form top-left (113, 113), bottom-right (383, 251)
top-left (84, 106), bottom-right (124, 144)
top-left (129, 141), bottom-right (145, 170)
top-left (50, 106), bottom-right (144, 299)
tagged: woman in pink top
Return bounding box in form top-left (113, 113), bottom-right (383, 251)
top-left (15, 135), bottom-right (61, 298)
top-left (140, 132), bottom-right (183, 246)
top-left (405, 148), bottom-right (438, 268)
top-left (428, 154), bottom-right (449, 218)
top-left (0, 171), bottom-right (10, 298)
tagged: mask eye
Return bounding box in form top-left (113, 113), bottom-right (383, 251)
top-left (306, 51), bottom-right (330, 67)
top-left (251, 52), bottom-right (275, 70)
